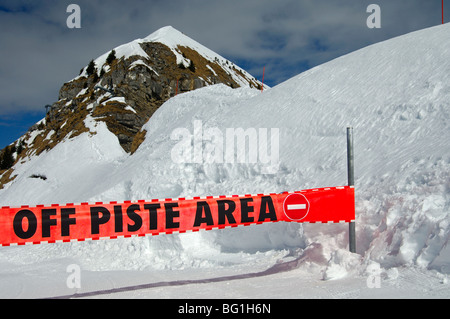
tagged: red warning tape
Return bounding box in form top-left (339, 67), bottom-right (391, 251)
top-left (0, 186), bottom-right (354, 247)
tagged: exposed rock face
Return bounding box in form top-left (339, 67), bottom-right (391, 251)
top-left (51, 41), bottom-right (261, 154)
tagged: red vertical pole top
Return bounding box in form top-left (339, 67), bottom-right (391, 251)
top-left (261, 66), bottom-right (265, 93)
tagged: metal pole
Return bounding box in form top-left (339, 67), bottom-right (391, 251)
top-left (347, 127), bottom-right (356, 253)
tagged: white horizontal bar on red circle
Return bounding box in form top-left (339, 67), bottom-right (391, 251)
top-left (287, 204), bottom-right (307, 210)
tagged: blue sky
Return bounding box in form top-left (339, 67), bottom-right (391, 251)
top-left (0, 0), bottom-right (445, 149)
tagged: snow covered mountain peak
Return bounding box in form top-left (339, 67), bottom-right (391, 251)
top-left (142, 25), bottom-right (213, 54)
top-left (0, 26), bottom-right (265, 183)
top-left (78, 25), bottom-right (262, 89)
top-left (142, 26), bottom-right (228, 65)
top-left (142, 25), bottom-right (187, 44)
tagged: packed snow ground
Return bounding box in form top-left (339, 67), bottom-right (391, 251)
top-left (0, 24), bottom-right (449, 299)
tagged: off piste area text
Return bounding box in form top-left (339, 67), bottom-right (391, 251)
top-left (10, 195), bottom-right (279, 240)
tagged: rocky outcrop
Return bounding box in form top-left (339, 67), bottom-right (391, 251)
top-left (50, 40), bottom-right (260, 154)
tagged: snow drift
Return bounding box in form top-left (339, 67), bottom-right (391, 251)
top-left (0, 23), bottom-right (449, 295)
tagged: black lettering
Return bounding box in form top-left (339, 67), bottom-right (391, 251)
top-left (193, 201), bottom-right (214, 227)
top-left (114, 205), bottom-right (123, 233)
top-left (126, 204), bottom-right (142, 232)
top-left (90, 207), bottom-right (110, 235)
top-left (42, 209), bottom-right (57, 238)
top-left (61, 208), bottom-right (76, 237)
top-left (13, 210), bottom-right (37, 239)
top-left (217, 200), bottom-right (236, 225)
top-left (144, 203), bottom-right (160, 230)
top-left (165, 202), bottom-right (179, 229)
top-left (240, 198), bottom-right (254, 223)
top-left (258, 196), bottom-right (277, 222)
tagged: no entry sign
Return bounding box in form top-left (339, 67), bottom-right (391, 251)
top-left (0, 186), bottom-right (355, 247)
top-left (283, 193), bottom-right (310, 221)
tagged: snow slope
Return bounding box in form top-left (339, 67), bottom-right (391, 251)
top-left (0, 23), bottom-right (449, 298)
